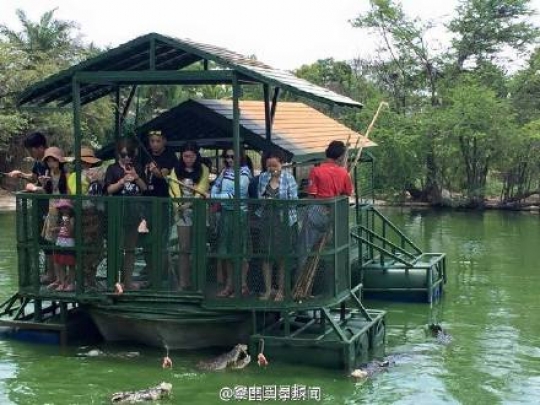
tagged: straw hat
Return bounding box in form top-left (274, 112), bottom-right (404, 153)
top-left (53, 199), bottom-right (73, 209)
top-left (80, 146), bottom-right (101, 164)
top-left (42, 146), bottom-right (66, 163)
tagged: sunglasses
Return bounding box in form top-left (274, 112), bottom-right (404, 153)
top-left (119, 151), bottom-right (133, 158)
top-left (224, 154), bottom-right (235, 159)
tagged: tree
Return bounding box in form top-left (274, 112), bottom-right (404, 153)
top-left (509, 47), bottom-right (540, 124)
top-left (0, 9), bottom-right (112, 152)
top-left (448, 0), bottom-right (539, 70)
top-left (0, 8), bottom-right (84, 63)
top-left (437, 77), bottom-right (515, 206)
top-left (352, 0), bottom-right (446, 202)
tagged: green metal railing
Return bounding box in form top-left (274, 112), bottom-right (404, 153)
top-left (350, 205), bottom-right (423, 268)
top-left (15, 193), bottom-right (352, 310)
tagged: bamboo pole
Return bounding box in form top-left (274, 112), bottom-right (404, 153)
top-left (166, 175), bottom-right (208, 198)
top-left (348, 101), bottom-right (389, 175)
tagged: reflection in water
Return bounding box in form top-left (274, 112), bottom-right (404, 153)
top-left (1, 209), bottom-right (540, 404)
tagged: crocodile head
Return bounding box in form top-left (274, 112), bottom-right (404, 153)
top-left (198, 344), bottom-right (251, 371)
top-left (229, 344), bottom-right (251, 370)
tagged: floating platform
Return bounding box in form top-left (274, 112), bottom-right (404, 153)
top-left (352, 253), bottom-right (446, 303)
top-left (351, 205), bottom-right (447, 303)
top-left (249, 287), bottom-right (386, 370)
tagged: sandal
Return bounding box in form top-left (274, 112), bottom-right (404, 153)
top-left (46, 281), bottom-right (60, 290)
top-left (217, 286), bottom-right (234, 298)
top-left (274, 291), bottom-right (284, 302)
top-left (259, 291), bottom-right (273, 301)
top-left (241, 285), bottom-right (250, 297)
top-left (54, 284), bottom-right (65, 292)
top-left (63, 283), bottom-right (75, 292)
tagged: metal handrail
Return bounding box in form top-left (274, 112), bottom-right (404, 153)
top-left (351, 205), bottom-right (423, 267)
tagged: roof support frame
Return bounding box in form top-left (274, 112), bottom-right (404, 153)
top-left (72, 75), bottom-right (84, 293)
top-left (263, 84), bottom-right (271, 142)
top-left (76, 70), bottom-right (240, 85)
top-left (121, 85), bottom-right (138, 125)
top-left (150, 38), bottom-right (156, 70)
top-left (270, 87), bottom-right (280, 124)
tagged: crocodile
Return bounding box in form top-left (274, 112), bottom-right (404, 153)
top-left (78, 348), bottom-right (140, 359)
top-left (197, 344), bottom-right (251, 371)
top-left (428, 324), bottom-right (453, 345)
top-left (111, 382), bottom-right (172, 403)
top-left (350, 358), bottom-right (394, 379)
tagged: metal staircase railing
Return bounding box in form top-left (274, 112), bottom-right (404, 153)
top-left (350, 205), bottom-right (423, 267)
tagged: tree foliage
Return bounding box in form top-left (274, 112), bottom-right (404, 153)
top-left (448, 0), bottom-right (539, 69)
top-left (0, 9), bottom-right (113, 153)
top-left (336, 0), bottom-right (540, 206)
top-left (2, 3), bottom-right (540, 206)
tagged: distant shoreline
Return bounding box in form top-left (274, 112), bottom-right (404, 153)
top-left (0, 192), bottom-right (538, 213)
top-left (0, 192), bottom-right (16, 211)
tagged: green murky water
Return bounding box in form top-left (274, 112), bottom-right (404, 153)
top-left (1, 208), bottom-right (540, 404)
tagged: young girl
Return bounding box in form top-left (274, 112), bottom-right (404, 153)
top-left (52, 199), bottom-right (76, 291)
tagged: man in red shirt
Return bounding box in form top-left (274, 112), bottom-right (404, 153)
top-left (298, 141), bottom-right (353, 286)
top-left (307, 141), bottom-right (353, 198)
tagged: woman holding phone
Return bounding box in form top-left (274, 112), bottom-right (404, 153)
top-left (104, 138), bottom-right (147, 290)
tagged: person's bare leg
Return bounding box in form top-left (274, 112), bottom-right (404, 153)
top-left (44, 254), bottom-right (55, 282)
top-left (123, 231), bottom-right (138, 289)
top-left (275, 261), bottom-right (285, 301)
top-left (217, 261), bottom-right (233, 297)
top-left (260, 261), bottom-right (272, 300)
top-left (177, 226), bottom-right (192, 290)
top-left (55, 265), bottom-right (66, 291)
top-left (216, 260), bottom-right (224, 285)
top-left (64, 266), bottom-right (75, 291)
top-left (241, 260), bottom-right (250, 295)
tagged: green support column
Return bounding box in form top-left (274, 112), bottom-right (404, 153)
top-left (115, 86), bottom-right (121, 140)
top-left (232, 73), bottom-right (242, 292)
top-left (263, 84), bottom-right (272, 141)
top-left (72, 75), bottom-right (83, 293)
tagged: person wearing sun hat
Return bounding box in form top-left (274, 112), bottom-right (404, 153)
top-left (67, 145), bottom-right (105, 290)
top-left (67, 146), bottom-right (103, 195)
top-left (39, 146), bottom-right (70, 289)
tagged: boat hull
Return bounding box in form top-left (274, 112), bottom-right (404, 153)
top-left (89, 308), bottom-right (252, 350)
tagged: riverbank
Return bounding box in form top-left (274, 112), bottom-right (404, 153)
top-left (1, 192), bottom-right (538, 213)
top-left (0, 191), bottom-right (16, 211)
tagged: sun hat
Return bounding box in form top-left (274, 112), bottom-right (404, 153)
top-left (42, 146), bottom-right (66, 163)
top-left (80, 146), bottom-right (101, 164)
top-left (54, 199), bottom-right (73, 209)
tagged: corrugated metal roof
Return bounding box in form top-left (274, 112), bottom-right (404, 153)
top-left (18, 33), bottom-right (362, 108)
top-left (134, 99), bottom-right (375, 160)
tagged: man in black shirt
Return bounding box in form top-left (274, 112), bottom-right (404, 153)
top-left (7, 131), bottom-right (48, 183)
top-left (139, 130), bottom-right (178, 283)
top-left (7, 131), bottom-right (52, 282)
top-left (142, 131), bottom-right (178, 198)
